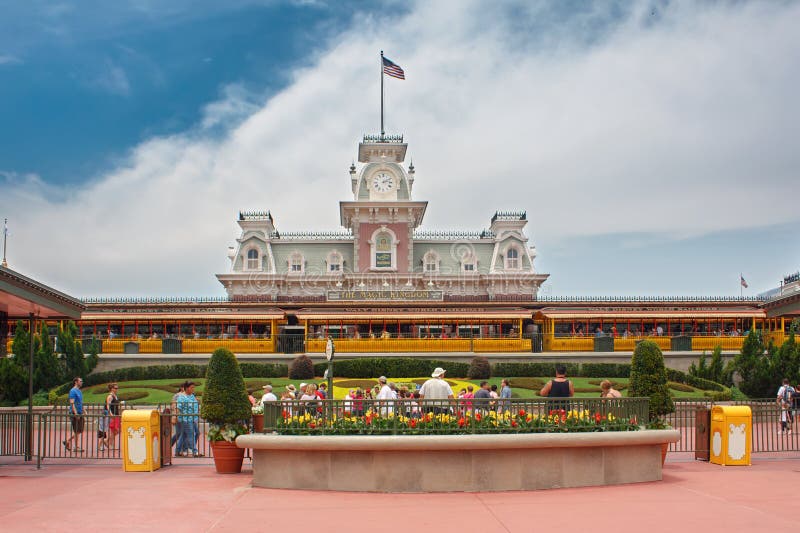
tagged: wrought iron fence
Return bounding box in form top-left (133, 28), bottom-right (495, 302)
top-left (664, 399), bottom-right (800, 452)
top-left (3, 399), bottom-right (798, 467)
top-left (261, 398), bottom-right (649, 435)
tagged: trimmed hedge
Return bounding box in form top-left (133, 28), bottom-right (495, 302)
top-left (53, 362), bottom-right (287, 396)
top-left (317, 358), bottom-right (469, 378)
top-left (629, 340), bottom-right (675, 421)
top-left (492, 362), bottom-right (581, 378)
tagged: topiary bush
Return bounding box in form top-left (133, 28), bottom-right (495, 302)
top-left (289, 355), bottom-right (315, 379)
top-left (467, 356), bottom-right (491, 379)
top-left (628, 340), bottom-right (675, 424)
top-left (200, 348), bottom-right (250, 442)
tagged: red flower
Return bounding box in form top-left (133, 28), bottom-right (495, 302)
top-left (308, 422), bottom-right (316, 429)
top-left (458, 417), bottom-right (466, 428)
top-left (560, 415), bottom-right (567, 423)
top-left (518, 409), bottom-right (526, 417)
top-left (409, 419), bottom-right (417, 429)
top-left (511, 420), bottom-right (518, 428)
top-left (475, 412), bottom-right (482, 422)
top-left (282, 410), bottom-right (289, 419)
top-left (594, 413), bottom-right (602, 423)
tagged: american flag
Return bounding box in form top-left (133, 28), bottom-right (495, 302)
top-left (740, 275), bottom-right (748, 288)
top-left (382, 56), bottom-right (405, 80)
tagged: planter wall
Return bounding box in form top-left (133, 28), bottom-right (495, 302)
top-left (238, 430), bottom-right (680, 492)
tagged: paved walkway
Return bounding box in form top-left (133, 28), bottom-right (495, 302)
top-left (1, 454), bottom-right (797, 532)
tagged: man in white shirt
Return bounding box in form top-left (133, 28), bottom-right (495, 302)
top-left (261, 384), bottom-right (278, 404)
top-left (777, 378), bottom-right (795, 434)
top-left (377, 376), bottom-right (396, 415)
top-left (419, 367), bottom-right (454, 414)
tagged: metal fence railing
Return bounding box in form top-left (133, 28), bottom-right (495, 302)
top-left (3, 399), bottom-right (798, 467)
top-left (664, 399), bottom-right (800, 453)
top-left (262, 398), bottom-right (649, 435)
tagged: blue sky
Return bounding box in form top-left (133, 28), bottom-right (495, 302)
top-left (0, 1), bottom-right (798, 297)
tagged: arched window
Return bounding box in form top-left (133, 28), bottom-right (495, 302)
top-left (327, 251), bottom-right (342, 272)
top-left (369, 227), bottom-right (398, 270)
top-left (505, 247), bottom-right (520, 270)
top-left (462, 254), bottom-right (477, 272)
top-left (423, 251), bottom-right (439, 273)
top-left (289, 252), bottom-right (304, 273)
top-left (246, 249), bottom-right (259, 271)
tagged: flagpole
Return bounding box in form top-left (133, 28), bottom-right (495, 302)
top-left (380, 50), bottom-right (385, 138)
top-left (2, 218), bottom-right (7, 268)
top-left (740, 273), bottom-right (742, 298)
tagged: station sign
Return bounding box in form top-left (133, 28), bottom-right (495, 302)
top-left (327, 290), bottom-right (444, 302)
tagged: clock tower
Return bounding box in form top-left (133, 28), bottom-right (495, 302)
top-left (340, 134), bottom-right (427, 273)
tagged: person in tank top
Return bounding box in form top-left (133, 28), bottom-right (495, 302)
top-left (540, 365), bottom-right (574, 413)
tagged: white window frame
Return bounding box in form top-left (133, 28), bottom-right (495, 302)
top-left (288, 252), bottom-right (304, 273)
top-left (369, 226), bottom-right (399, 271)
top-left (245, 248), bottom-right (260, 271)
top-left (327, 250), bottom-right (343, 273)
top-left (423, 250), bottom-right (439, 273)
top-left (504, 246), bottom-right (521, 270)
top-left (462, 255), bottom-right (477, 273)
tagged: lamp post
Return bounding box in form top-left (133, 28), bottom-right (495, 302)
top-left (325, 336), bottom-right (335, 420)
top-left (25, 312), bottom-right (34, 461)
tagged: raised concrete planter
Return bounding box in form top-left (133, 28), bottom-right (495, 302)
top-left (237, 429), bottom-right (680, 492)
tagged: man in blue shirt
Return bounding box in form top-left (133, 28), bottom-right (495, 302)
top-left (500, 379), bottom-right (513, 413)
top-left (65, 377), bottom-right (84, 452)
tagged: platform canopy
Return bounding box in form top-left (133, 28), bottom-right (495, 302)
top-left (0, 267), bottom-right (84, 319)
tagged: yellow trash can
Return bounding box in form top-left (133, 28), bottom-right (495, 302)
top-left (709, 405), bottom-right (751, 466)
top-left (121, 410), bottom-right (161, 472)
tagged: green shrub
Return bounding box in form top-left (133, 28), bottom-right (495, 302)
top-left (289, 355), bottom-right (315, 379)
top-left (200, 348), bottom-right (250, 430)
top-left (667, 382), bottom-right (695, 393)
top-left (508, 377), bottom-right (545, 390)
top-left (492, 362), bottom-right (580, 378)
top-left (240, 362), bottom-right (288, 378)
top-left (321, 358), bottom-right (469, 378)
top-left (629, 340), bottom-right (674, 422)
top-left (117, 391), bottom-right (149, 402)
top-left (581, 363), bottom-right (631, 378)
top-left (467, 356), bottom-right (491, 379)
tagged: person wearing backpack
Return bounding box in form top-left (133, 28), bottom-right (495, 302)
top-left (777, 378), bottom-right (796, 434)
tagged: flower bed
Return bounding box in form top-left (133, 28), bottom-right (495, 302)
top-left (276, 407), bottom-right (640, 435)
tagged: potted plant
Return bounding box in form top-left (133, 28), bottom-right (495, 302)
top-left (252, 403), bottom-right (265, 433)
top-left (200, 347), bottom-right (251, 473)
top-left (628, 340), bottom-right (675, 464)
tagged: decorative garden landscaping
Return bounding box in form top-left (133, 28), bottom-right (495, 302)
top-left (57, 375), bottom-right (718, 405)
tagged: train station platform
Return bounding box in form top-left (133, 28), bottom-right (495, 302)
top-left (1, 454), bottom-right (797, 532)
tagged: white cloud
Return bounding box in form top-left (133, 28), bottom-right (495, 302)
top-left (1, 0), bottom-right (799, 296)
top-left (0, 54), bottom-right (22, 65)
top-left (91, 60), bottom-right (131, 95)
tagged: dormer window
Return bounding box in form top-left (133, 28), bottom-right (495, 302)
top-left (423, 251), bottom-right (439, 273)
top-left (505, 247), bottom-right (520, 270)
top-left (289, 252), bottom-right (304, 273)
top-left (246, 249), bottom-right (259, 271)
top-left (327, 251), bottom-right (342, 272)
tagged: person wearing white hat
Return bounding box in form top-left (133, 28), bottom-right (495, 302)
top-left (261, 384), bottom-right (278, 404)
top-left (377, 375), bottom-right (396, 415)
top-left (419, 367), bottom-right (454, 414)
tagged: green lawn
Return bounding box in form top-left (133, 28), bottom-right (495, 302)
top-left (64, 376), bottom-right (711, 405)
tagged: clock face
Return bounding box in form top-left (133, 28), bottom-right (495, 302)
top-left (371, 172), bottom-right (395, 193)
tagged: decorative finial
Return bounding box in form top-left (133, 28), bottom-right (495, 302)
top-left (349, 161), bottom-right (356, 174)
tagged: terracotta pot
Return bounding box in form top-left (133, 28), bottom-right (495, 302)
top-left (210, 440), bottom-right (245, 474)
top-left (661, 442), bottom-right (669, 466)
top-left (252, 414), bottom-right (264, 433)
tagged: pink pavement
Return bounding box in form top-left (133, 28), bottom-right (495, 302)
top-left (1, 454), bottom-right (797, 532)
